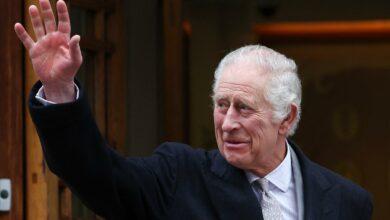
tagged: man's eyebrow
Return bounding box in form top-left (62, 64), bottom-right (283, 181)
top-left (213, 93), bottom-right (258, 107)
top-left (212, 94), bottom-right (227, 101)
top-left (237, 97), bottom-right (257, 107)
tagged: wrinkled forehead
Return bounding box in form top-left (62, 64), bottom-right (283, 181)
top-left (213, 62), bottom-right (271, 106)
top-left (216, 60), bottom-right (269, 93)
top-left (213, 88), bottom-right (261, 107)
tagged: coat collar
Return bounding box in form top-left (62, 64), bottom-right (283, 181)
top-left (206, 151), bottom-right (263, 220)
top-left (288, 140), bottom-right (340, 220)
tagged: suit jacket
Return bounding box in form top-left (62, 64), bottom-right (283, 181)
top-left (29, 81), bottom-right (373, 220)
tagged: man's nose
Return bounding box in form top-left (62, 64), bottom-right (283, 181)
top-left (221, 106), bottom-right (240, 132)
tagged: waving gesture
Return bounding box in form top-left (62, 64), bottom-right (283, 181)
top-left (14, 0), bottom-right (82, 103)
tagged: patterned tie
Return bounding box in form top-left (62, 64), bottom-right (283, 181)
top-left (257, 178), bottom-right (283, 220)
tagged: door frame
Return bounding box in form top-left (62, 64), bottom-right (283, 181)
top-left (0, 0), bottom-right (24, 219)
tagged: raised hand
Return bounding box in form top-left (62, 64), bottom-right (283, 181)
top-left (14, 0), bottom-right (82, 103)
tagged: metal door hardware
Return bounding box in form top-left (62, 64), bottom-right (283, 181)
top-left (0, 179), bottom-right (11, 211)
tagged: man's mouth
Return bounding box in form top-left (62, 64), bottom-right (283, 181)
top-left (223, 140), bottom-right (250, 149)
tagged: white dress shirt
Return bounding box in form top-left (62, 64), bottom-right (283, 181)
top-left (245, 143), bottom-right (298, 220)
top-left (35, 84), bottom-right (80, 106)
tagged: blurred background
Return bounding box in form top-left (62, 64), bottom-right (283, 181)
top-left (1, 0), bottom-right (389, 219)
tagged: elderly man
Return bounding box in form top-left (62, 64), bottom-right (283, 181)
top-left (15, 0), bottom-right (372, 219)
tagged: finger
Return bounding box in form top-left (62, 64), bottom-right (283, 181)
top-left (29, 5), bottom-right (45, 40)
top-left (39, 0), bottom-right (56, 34)
top-left (57, 0), bottom-right (71, 36)
top-left (69, 35), bottom-right (82, 65)
top-left (14, 23), bottom-right (35, 50)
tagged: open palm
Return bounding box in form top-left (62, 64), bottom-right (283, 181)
top-left (15, 0), bottom-right (82, 102)
top-left (30, 31), bottom-right (78, 84)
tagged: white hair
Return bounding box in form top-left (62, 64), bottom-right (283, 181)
top-left (212, 45), bottom-right (302, 136)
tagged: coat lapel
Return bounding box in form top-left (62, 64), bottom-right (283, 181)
top-left (289, 141), bottom-right (341, 220)
top-left (205, 142), bottom-right (341, 220)
top-left (204, 151), bottom-right (263, 220)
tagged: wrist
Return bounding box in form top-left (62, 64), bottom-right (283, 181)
top-left (43, 82), bottom-right (76, 103)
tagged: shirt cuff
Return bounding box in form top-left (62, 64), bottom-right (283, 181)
top-left (35, 83), bottom-right (80, 106)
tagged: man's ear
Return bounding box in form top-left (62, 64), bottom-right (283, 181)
top-left (278, 104), bottom-right (298, 136)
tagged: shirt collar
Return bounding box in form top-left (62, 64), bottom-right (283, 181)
top-left (245, 141), bottom-right (292, 193)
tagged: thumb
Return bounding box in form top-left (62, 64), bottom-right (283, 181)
top-left (69, 35), bottom-right (82, 66)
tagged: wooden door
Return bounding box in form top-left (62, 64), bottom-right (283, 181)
top-left (21, 0), bottom-right (186, 218)
top-left (23, 0), bottom-right (126, 219)
top-left (0, 1), bottom-right (24, 219)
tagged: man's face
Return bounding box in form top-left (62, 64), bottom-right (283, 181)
top-left (213, 61), bottom-right (282, 171)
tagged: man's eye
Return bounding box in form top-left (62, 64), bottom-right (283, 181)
top-left (239, 104), bottom-right (250, 111)
top-left (218, 103), bottom-right (226, 108)
top-left (217, 102), bottom-right (228, 109)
